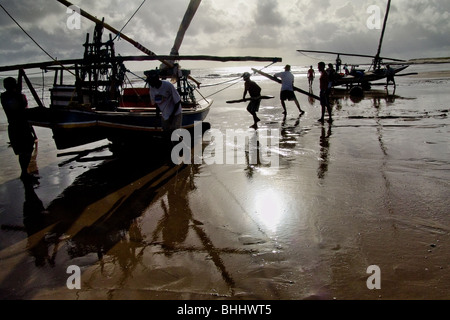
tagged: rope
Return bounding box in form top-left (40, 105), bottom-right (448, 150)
top-left (201, 78), bottom-right (242, 100)
top-left (298, 51), bottom-right (324, 62)
top-left (200, 61), bottom-right (278, 100)
top-left (123, 73), bottom-right (147, 103)
top-left (113, 0), bottom-right (147, 41)
top-left (126, 69), bottom-right (147, 82)
top-left (0, 4), bottom-right (78, 78)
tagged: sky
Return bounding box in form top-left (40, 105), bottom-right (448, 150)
top-left (0, 0), bottom-right (449, 72)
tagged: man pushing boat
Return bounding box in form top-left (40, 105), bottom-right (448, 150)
top-left (145, 69), bottom-right (182, 134)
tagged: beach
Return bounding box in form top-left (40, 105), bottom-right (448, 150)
top-left (0, 62), bottom-right (449, 301)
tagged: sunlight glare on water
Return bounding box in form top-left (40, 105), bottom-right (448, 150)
top-left (253, 188), bottom-right (285, 233)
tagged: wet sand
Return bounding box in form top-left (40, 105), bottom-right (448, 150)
top-left (0, 64), bottom-right (449, 300)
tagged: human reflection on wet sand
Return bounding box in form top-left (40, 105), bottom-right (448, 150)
top-left (22, 180), bottom-right (53, 266)
top-left (279, 113), bottom-right (301, 148)
top-left (317, 124), bottom-right (332, 179)
top-left (244, 131), bottom-right (263, 179)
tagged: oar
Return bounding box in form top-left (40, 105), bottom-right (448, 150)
top-left (251, 68), bottom-right (320, 100)
top-left (226, 95), bottom-right (274, 104)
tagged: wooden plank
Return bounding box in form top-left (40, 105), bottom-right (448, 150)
top-left (1, 55), bottom-right (283, 73)
top-left (226, 95), bottom-right (274, 104)
top-left (251, 68), bottom-right (320, 100)
top-left (119, 55), bottom-right (282, 63)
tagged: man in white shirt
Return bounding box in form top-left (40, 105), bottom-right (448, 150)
top-left (274, 64), bottom-right (305, 115)
top-left (146, 70), bottom-right (182, 132)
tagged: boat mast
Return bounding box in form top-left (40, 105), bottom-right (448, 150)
top-left (373, 0), bottom-right (391, 70)
top-left (57, 0), bottom-right (172, 69)
top-left (56, 0), bottom-right (205, 86)
top-left (170, 0), bottom-right (201, 56)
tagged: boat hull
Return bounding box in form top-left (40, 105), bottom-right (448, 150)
top-left (333, 65), bottom-right (409, 87)
top-left (26, 99), bottom-right (213, 149)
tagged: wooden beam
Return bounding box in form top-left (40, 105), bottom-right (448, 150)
top-left (251, 68), bottom-right (320, 100)
top-left (1, 55), bottom-right (282, 72)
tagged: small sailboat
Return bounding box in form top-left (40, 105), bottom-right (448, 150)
top-left (297, 0), bottom-right (409, 91)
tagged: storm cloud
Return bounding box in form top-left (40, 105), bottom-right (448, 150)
top-left (0, 0), bottom-right (449, 70)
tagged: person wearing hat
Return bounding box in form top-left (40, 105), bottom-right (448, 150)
top-left (146, 69), bottom-right (182, 134)
top-left (242, 72), bottom-right (262, 129)
top-left (274, 64), bottom-right (305, 115)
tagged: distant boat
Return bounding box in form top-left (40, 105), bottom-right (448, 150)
top-left (298, 0), bottom-right (409, 91)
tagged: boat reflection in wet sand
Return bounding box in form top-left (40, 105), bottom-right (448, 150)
top-left (7, 142), bottom-right (244, 298)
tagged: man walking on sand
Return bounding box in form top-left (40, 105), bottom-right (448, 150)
top-left (242, 72), bottom-right (262, 129)
top-left (274, 65), bottom-right (305, 115)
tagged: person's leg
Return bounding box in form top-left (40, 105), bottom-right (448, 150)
top-left (281, 100), bottom-right (287, 114)
top-left (19, 153), bottom-right (31, 178)
top-left (318, 91), bottom-right (325, 122)
top-left (252, 111), bottom-right (261, 124)
top-left (325, 91), bottom-right (333, 123)
top-left (294, 98), bottom-right (304, 114)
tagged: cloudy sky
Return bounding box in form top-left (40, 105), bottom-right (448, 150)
top-left (0, 0), bottom-right (449, 71)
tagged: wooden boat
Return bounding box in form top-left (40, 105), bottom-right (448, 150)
top-left (298, 0), bottom-right (410, 91)
top-left (1, 0), bottom-right (281, 150)
top-left (331, 64), bottom-right (409, 89)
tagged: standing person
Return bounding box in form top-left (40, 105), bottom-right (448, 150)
top-left (385, 65), bottom-right (396, 88)
top-left (274, 64), bottom-right (305, 115)
top-left (318, 62), bottom-right (333, 124)
top-left (326, 63), bottom-right (336, 89)
top-left (1, 77), bottom-right (36, 181)
top-left (307, 65), bottom-right (315, 88)
top-left (242, 72), bottom-right (262, 129)
top-left (146, 70), bottom-right (182, 135)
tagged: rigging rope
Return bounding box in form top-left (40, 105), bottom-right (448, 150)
top-left (0, 4), bottom-right (78, 78)
top-left (113, 0), bottom-right (147, 41)
top-left (200, 61), bottom-right (278, 100)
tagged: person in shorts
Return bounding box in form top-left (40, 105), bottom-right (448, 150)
top-left (274, 64), bottom-right (305, 115)
top-left (242, 72), bottom-right (262, 129)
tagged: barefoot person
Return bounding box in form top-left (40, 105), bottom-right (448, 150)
top-left (307, 65), bottom-right (315, 88)
top-left (242, 72), bottom-right (262, 129)
top-left (385, 64), bottom-right (396, 88)
top-left (274, 65), bottom-right (305, 115)
top-left (1, 77), bottom-right (36, 181)
top-left (318, 62), bottom-right (333, 123)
